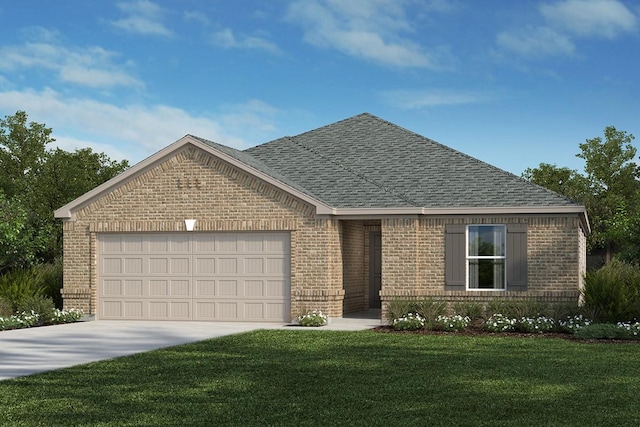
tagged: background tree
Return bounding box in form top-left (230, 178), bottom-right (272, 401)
top-left (0, 111), bottom-right (129, 270)
top-left (523, 126), bottom-right (639, 264)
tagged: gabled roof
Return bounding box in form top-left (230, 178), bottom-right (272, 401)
top-left (246, 113), bottom-right (579, 209)
top-left (55, 113), bottom-right (588, 231)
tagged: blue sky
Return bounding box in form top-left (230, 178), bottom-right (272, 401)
top-left (1, 0), bottom-right (638, 176)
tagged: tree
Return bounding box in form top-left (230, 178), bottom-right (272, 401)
top-left (0, 111), bottom-right (129, 270)
top-left (521, 163), bottom-right (591, 204)
top-left (523, 126), bottom-right (639, 263)
top-left (0, 192), bottom-right (47, 273)
top-left (0, 111), bottom-right (52, 198)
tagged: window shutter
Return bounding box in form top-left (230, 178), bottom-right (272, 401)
top-left (507, 223), bottom-right (527, 291)
top-left (445, 224), bottom-right (466, 291)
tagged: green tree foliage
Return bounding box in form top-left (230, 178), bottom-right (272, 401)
top-left (523, 126), bottom-right (639, 263)
top-left (0, 192), bottom-right (47, 273)
top-left (0, 111), bottom-right (129, 271)
top-left (522, 163), bottom-right (591, 204)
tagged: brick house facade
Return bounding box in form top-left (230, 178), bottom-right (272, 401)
top-left (56, 114), bottom-right (589, 321)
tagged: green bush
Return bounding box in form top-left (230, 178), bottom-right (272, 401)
top-left (296, 310), bottom-right (328, 327)
top-left (434, 314), bottom-right (471, 331)
top-left (452, 301), bottom-right (485, 320)
top-left (392, 313), bottom-right (426, 331)
top-left (487, 298), bottom-right (549, 319)
top-left (484, 313), bottom-right (517, 332)
top-left (0, 297), bottom-right (13, 317)
top-left (0, 268), bottom-right (46, 312)
top-left (38, 259), bottom-right (63, 309)
top-left (386, 298), bottom-right (446, 327)
top-left (582, 260), bottom-right (640, 322)
top-left (17, 295), bottom-right (55, 326)
top-left (574, 323), bottom-right (637, 340)
top-left (517, 316), bottom-right (556, 333)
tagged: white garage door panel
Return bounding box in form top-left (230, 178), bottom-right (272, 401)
top-left (98, 233), bottom-right (290, 321)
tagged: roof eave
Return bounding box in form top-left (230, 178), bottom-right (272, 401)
top-left (324, 206), bottom-right (591, 233)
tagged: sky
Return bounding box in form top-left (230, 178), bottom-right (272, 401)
top-left (0, 0), bottom-right (639, 176)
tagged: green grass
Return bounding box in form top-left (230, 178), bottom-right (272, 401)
top-left (1, 330), bottom-right (640, 426)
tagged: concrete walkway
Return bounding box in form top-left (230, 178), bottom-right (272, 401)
top-left (0, 313), bottom-right (381, 381)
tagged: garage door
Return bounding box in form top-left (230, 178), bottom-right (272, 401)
top-left (97, 232), bottom-right (290, 321)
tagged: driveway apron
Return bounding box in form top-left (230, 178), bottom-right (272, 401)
top-left (0, 320), bottom-right (278, 381)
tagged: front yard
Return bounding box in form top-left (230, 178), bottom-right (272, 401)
top-left (1, 329), bottom-right (639, 426)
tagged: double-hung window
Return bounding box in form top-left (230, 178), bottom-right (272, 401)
top-left (467, 225), bottom-right (506, 290)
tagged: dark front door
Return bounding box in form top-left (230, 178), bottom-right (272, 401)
top-left (369, 231), bottom-right (382, 308)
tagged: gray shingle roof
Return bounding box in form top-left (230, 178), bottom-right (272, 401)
top-left (243, 113), bottom-right (578, 209)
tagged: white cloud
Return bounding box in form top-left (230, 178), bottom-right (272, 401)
top-left (541, 0), bottom-right (637, 38)
top-left (0, 88), bottom-right (281, 165)
top-left (210, 28), bottom-right (281, 54)
top-left (184, 10), bottom-right (210, 26)
top-left (496, 26), bottom-right (575, 57)
top-left (497, 0), bottom-right (637, 59)
top-left (382, 89), bottom-right (485, 109)
top-left (286, 0), bottom-right (443, 68)
top-left (112, 0), bottom-right (173, 37)
top-left (0, 28), bottom-right (142, 89)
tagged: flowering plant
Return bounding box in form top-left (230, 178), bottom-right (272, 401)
top-left (517, 316), bottom-right (556, 333)
top-left (0, 308), bottom-right (84, 331)
top-left (484, 313), bottom-right (517, 332)
top-left (393, 313), bottom-right (425, 331)
top-left (50, 308), bottom-right (84, 324)
top-left (558, 314), bottom-right (591, 333)
top-left (434, 314), bottom-right (471, 331)
top-left (297, 310), bottom-right (328, 327)
top-left (616, 321), bottom-right (640, 338)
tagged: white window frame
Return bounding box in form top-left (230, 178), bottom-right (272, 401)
top-left (466, 224), bottom-right (507, 291)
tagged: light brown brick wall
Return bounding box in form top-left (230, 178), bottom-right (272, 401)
top-left (61, 146), bottom-right (345, 320)
top-left (341, 220), bottom-right (366, 314)
top-left (380, 215), bottom-right (586, 316)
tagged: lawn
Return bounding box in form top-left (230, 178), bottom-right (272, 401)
top-left (1, 330), bottom-right (639, 426)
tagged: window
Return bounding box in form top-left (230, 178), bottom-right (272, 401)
top-left (467, 225), bottom-right (506, 290)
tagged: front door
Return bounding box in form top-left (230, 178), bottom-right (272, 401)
top-left (369, 231), bottom-right (382, 308)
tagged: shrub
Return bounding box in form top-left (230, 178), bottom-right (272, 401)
top-left (0, 297), bottom-right (13, 317)
top-left (434, 315), bottom-right (471, 331)
top-left (17, 295), bottom-right (55, 326)
top-left (452, 301), bottom-right (484, 320)
top-left (37, 259), bottom-right (64, 309)
top-left (487, 298), bottom-right (549, 319)
top-left (50, 308), bottom-right (83, 324)
top-left (615, 321), bottom-right (640, 338)
top-left (558, 314), bottom-right (591, 333)
top-left (0, 268), bottom-right (46, 312)
top-left (484, 314), bottom-right (517, 332)
top-left (582, 260), bottom-right (640, 323)
top-left (393, 313), bottom-right (426, 331)
top-left (517, 316), bottom-right (556, 334)
top-left (386, 298), bottom-right (446, 327)
top-left (296, 310), bottom-right (328, 327)
top-left (574, 323), bottom-right (632, 340)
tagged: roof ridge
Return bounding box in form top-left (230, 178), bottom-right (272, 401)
top-left (287, 135), bottom-right (422, 207)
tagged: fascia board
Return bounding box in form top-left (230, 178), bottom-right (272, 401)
top-left (55, 136), bottom-right (334, 220)
top-left (328, 206), bottom-right (591, 233)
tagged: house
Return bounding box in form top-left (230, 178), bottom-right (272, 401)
top-left (54, 113), bottom-right (589, 322)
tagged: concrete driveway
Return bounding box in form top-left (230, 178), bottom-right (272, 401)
top-left (0, 320), bottom-right (281, 381)
top-left (0, 314), bottom-right (381, 381)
